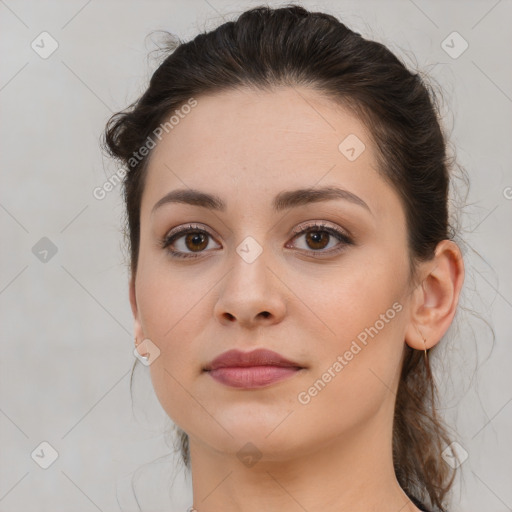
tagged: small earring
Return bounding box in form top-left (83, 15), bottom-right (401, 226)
top-left (134, 337), bottom-right (150, 361)
top-left (414, 326), bottom-right (429, 365)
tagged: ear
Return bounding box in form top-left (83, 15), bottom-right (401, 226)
top-left (404, 240), bottom-right (465, 350)
top-left (129, 274), bottom-right (146, 351)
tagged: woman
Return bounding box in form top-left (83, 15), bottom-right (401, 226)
top-left (104, 6), bottom-right (465, 512)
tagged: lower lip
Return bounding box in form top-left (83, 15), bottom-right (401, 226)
top-left (206, 366), bottom-right (303, 388)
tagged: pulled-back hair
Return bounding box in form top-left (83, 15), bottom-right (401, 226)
top-left (104, 5), bottom-right (463, 511)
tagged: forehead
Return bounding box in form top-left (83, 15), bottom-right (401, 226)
top-left (150, 86), bottom-right (371, 168)
top-left (141, 86), bottom-right (398, 222)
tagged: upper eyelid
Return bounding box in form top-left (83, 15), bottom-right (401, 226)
top-left (290, 220), bottom-right (352, 239)
top-left (162, 221), bottom-right (352, 252)
top-left (165, 222), bottom-right (213, 238)
top-left (164, 220), bottom-right (349, 240)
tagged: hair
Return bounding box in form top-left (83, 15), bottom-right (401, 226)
top-left (103, 5), bottom-right (466, 511)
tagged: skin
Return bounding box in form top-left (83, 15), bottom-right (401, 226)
top-left (130, 86), bottom-right (465, 512)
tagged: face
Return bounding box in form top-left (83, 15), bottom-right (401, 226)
top-left (131, 86), bottom-right (416, 461)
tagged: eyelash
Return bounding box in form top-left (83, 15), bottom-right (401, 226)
top-left (160, 222), bottom-right (354, 260)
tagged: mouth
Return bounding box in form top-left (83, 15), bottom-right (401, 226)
top-left (205, 365), bottom-right (305, 389)
top-left (202, 348), bottom-right (306, 389)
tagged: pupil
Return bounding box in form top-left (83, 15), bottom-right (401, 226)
top-left (187, 233), bottom-right (207, 251)
top-left (307, 230), bottom-right (329, 250)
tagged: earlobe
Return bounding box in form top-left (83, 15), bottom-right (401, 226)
top-left (405, 240), bottom-right (465, 351)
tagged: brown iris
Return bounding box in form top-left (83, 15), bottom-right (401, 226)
top-left (305, 230), bottom-right (330, 250)
top-left (185, 232), bottom-right (209, 252)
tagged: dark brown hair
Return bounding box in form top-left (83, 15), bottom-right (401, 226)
top-left (103, 5), bottom-right (463, 511)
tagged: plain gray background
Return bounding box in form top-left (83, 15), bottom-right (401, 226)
top-left (1, 0), bottom-right (511, 511)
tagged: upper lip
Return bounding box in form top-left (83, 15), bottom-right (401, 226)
top-left (203, 348), bottom-right (304, 371)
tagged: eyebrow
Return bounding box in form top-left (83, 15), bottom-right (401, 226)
top-left (151, 186), bottom-right (372, 215)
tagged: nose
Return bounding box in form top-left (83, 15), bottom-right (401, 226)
top-left (213, 248), bottom-right (286, 329)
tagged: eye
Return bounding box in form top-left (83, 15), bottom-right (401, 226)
top-left (286, 221), bottom-right (353, 256)
top-left (160, 224), bottom-right (221, 259)
top-left (160, 221), bottom-right (353, 260)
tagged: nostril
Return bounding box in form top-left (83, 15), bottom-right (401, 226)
top-left (260, 311), bottom-right (271, 318)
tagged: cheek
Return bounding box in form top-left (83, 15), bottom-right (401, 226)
top-left (318, 257), bottom-right (405, 330)
top-left (311, 253), bottom-right (408, 385)
top-left (136, 253), bottom-right (214, 342)
top-left (288, 273), bottom-right (407, 444)
top-left (134, 263), bottom-right (216, 424)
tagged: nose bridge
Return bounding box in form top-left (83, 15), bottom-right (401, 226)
top-left (214, 237), bottom-right (286, 326)
top-left (226, 236), bottom-right (270, 297)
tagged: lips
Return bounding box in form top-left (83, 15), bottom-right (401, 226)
top-left (203, 349), bottom-right (306, 389)
top-left (203, 348), bottom-right (304, 371)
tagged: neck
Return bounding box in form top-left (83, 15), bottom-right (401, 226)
top-left (187, 414), bottom-right (422, 512)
